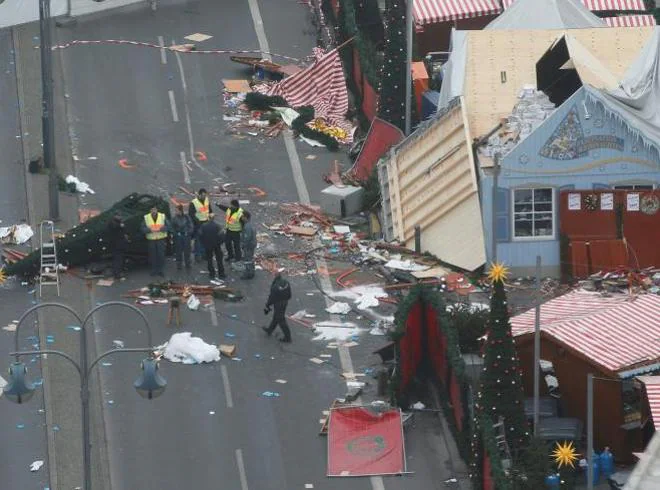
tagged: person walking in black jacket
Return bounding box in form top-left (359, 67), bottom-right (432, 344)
top-left (262, 273), bottom-right (292, 343)
top-left (199, 213), bottom-right (226, 279)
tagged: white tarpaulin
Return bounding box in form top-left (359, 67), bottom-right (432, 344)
top-left (157, 332), bottom-right (220, 364)
top-left (486, 0), bottom-right (605, 30)
top-left (0, 224), bottom-right (34, 244)
top-left (584, 27), bottom-right (660, 150)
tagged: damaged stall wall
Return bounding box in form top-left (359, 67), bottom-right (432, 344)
top-left (480, 88), bottom-right (660, 277)
top-left (383, 97), bottom-right (486, 271)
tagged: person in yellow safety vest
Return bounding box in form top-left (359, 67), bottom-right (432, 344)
top-left (188, 188), bottom-right (212, 262)
top-left (216, 198), bottom-right (244, 261)
top-left (141, 206), bottom-right (171, 277)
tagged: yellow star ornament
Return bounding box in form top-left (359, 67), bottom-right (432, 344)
top-left (0, 268), bottom-right (6, 284)
top-left (552, 441), bottom-right (579, 468)
top-left (487, 262), bottom-right (510, 284)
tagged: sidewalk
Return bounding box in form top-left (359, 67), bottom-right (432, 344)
top-left (13, 21), bottom-right (112, 490)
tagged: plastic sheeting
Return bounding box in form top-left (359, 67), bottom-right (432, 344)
top-left (157, 332), bottom-right (221, 364)
top-left (437, 30), bottom-right (468, 112)
top-left (584, 27), bottom-right (660, 151)
top-left (486, 0), bottom-right (605, 30)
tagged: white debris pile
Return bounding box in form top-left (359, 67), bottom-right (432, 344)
top-left (157, 332), bottom-right (220, 364)
top-left (480, 85), bottom-right (555, 159)
top-left (326, 302), bottom-right (351, 315)
top-left (0, 224), bottom-right (33, 244)
top-left (332, 285), bottom-right (389, 310)
top-left (312, 321), bottom-right (361, 341)
top-left (384, 259), bottom-right (429, 272)
top-left (65, 175), bottom-right (95, 194)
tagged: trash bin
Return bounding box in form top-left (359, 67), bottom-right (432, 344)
top-left (600, 447), bottom-right (614, 478)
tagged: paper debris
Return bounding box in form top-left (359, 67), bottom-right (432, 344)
top-left (343, 341), bottom-right (359, 348)
top-left (384, 259), bottom-right (429, 272)
top-left (309, 357), bottom-right (325, 364)
top-left (319, 354), bottom-right (332, 358)
top-left (346, 381), bottom-right (365, 389)
top-left (112, 340), bottom-right (124, 348)
top-left (312, 321), bottom-right (360, 341)
top-left (333, 225), bottom-right (350, 234)
top-left (261, 391), bottom-right (280, 397)
top-left (275, 379), bottom-right (287, 384)
top-left (209, 411), bottom-right (216, 415)
top-left (331, 285), bottom-right (388, 310)
top-left (184, 32), bottom-right (213, 42)
top-left (157, 332), bottom-right (221, 364)
top-left (223, 79), bottom-right (251, 93)
top-left (305, 484), bottom-right (314, 488)
top-left (30, 460), bottom-right (44, 472)
top-left (3, 324), bottom-right (17, 332)
top-left (325, 302), bottom-right (351, 315)
top-left (412, 401), bottom-right (425, 410)
top-left (305, 155), bottom-right (317, 160)
top-left (96, 279), bottom-right (114, 287)
top-left (219, 344), bottom-right (237, 358)
top-left (65, 175), bottom-right (95, 194)
top-left (186, 294), bottom-right (200, 311)
top-left (0, 223), bottom-right (34, 244)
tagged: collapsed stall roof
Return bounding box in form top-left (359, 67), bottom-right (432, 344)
top-left (486, 0), bottom-right (606, 30)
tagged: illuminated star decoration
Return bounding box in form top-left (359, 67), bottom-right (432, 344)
top-left (487, 262), bottom-right (510, 284)
top-left (0, 268), bottom-right (6, 284)
top-left (552, 441), bottom-right (579, 468)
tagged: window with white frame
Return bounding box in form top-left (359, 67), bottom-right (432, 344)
top-left (512, 188), bottom-right (554, 239)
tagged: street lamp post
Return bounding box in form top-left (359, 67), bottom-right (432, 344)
top-left (3, 302), bottom-right (166, 490)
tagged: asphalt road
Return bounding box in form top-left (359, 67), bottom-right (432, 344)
top-left (2, 0), bottom-right (465, 488)
top-left (0, 28), bottom-right (50, 490)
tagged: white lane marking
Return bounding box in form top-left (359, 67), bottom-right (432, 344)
top-left (247, 0), bottom-right (272, 61)
top-left (209, 301), bottom-right (219, 327)
top-left (283, 131), bottom-right (310, 205)
top-left (221, 364), bottom-right (234, 408)
top-left (179, 151), bottom-right (191, 184)
top-left (157, 35), bottom-right (167, 64)
top-left (235, 449), bottom-right (249, 490)
top-left (168, 90), bottom-right (179, 122)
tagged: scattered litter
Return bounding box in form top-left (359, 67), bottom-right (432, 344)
top-left (412, 401), bottom-right (426, 410)
top-left (325, 302), bottom-right (351, 315)
top-left (0, 224), bottom-right (34, 244)
top-left (232, 357), bottom-right (242, 361)
top-left (108, 400), bottom-right (114, 405)
top-left (275, 379), bottom-right (287, 384)
top-left (319, 354), bottom-right (332, 358)
top-left (16, 423), bottom-right (25, 429)
top-left (112, 340), bottom-right (124, 348)
top-left (300, 135), bottom-right (325, 147)
top-left (305, 485), bottom-right (314, 489)
top-left (30, 460), bottom-right (44, 472)
top-left (3, 324), bottom-right (17, 332)
top-left (412, 265), bottom-right (450, 279)
top-left (444, 478), bottom-right (458, 484)
top-left (219, 344), bottom-right (236, 358)
top-left (52, 425), bottom-right (60, 432)
top-left (96, 279), bottom-right (114, 287)
top-left (343, 341), bottom-right (359, 348)
top-left (157, 332), bottom-right (221, 364)
top-left (305, 155), bottom-right (317, 160)
top-left (186, 294), bottom-right (200, 311)
top-left (333, 225), bottom-right (351, 234)
top-left (209, 411), bottom-right (216, 415)
top-left (184, 32), bottom-right (213, 42)
top-left (66, 326), bottom-right (81, 332)
top-left (332, 285), bottom-right (388, 310)
top-left (304, 314), bottom-right (317, 319)
top-left (224, 332), bottom-right (236, 338)
top-left (309, 357), bottom-right (325, 364)
top-left (65, 175), bottom-right (95, 194)
top-left (101, 362), bottom-right (112, 367)
top-left (45, 335), bottom-right (55, 344)
top-left (261, 391), bottom-right (280, 397)
top-left (384, 259), bottom-right (429, 272)
top-left (254, 354), bottom-right (261, 358)
top-left (312, 321), bottom-right (360, 341)
top-left (347, 381), bottom-right (365, 389)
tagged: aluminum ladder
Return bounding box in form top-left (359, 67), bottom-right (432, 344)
top-left (39, 220), bottom-right (60, 296)
top-left (492, 416), bottom-right (513, 470)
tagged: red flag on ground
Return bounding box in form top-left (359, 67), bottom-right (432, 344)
top-left (349, 117), bottom-right (405, 182)
top-left (328, 407), bottom-right (406, 477)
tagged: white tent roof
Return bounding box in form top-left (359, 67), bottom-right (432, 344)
top-left (584, 27), bottom-right (660, 149)
top-left (486, 0), bottom-right (606, 30)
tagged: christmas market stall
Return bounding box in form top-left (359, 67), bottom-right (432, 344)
top-left (3, 193), bottom-right (171, 278)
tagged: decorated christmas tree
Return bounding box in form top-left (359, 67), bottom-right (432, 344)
top-left (377, 0), bottom-right (407, 132)
top-left (477, 263), bottom-right (530, 454)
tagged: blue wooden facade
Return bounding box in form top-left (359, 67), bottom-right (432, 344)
top-left (480, 87), bottom-right (660, 277)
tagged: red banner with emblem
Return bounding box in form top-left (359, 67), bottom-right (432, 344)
top-left (327, 407), bottom-right (405, 476)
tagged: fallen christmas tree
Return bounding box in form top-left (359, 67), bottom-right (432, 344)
top-left (4, 193), bottom-right (171, 278)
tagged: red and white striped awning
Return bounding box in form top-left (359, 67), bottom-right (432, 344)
top-left (639, 377), bottom-right (660, 427)
top-left (502, 0), bottom-right (646, 11)
top-left (514, 294), bottom-right (660, 375)
top-left (510, 290), bottom-right (631, 337)
top-left (605, 14), bottom-right (656, 26)
top-left (414, 0), bottom-right (501, 25)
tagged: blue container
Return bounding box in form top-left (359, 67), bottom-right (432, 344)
top-left (585, 454), bottom-right (600, 486)
top-left (600, 447), bottom-right (614, 478)
top-left (545, 473), bottom-right (560, 489)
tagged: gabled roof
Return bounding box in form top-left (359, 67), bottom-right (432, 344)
top-left (486, 0), bottom-right (606, 30)
top-left (512, 292), bottom-right (660, 377)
